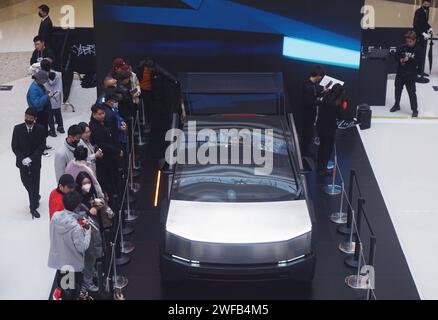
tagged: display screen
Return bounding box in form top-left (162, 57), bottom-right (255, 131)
top-left (93, 0), bottom-right (364, 114)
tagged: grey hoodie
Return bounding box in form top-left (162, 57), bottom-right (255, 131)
top-left (44, 71), bottom-right (62, 110)
top-left (48, 209), bottom-right (91, 272)
top-left (54, 139), bottom-right (76, 182)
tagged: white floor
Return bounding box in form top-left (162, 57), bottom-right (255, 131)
top-left (371, 74), bottom-right (438, 118)
top-left (363, 46), bottom-right (438, 300)
top-left (360, 118), bottom-right (438, 300)
top-left (0, 76), bottom-right (95, 300)
top-left (371, 45), bottom-right (438, 119)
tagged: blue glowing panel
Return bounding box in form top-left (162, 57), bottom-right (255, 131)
top-left (283, 37), bottom-right (361, 70)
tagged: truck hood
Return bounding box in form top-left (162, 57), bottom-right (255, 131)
top-left (166, 200), bottom-right (312, 244)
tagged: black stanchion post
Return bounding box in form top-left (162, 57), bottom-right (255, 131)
top-left (338, 169), bottom-right (357, 235)
top-left (112, 194), bottom-right (130, 266)
top-left (96, 260), bottom-right (103, 295)
top-left (369, 235), bottom-right (376, 267)
top-left (367, 235), bottom-right (377, 300)
top-left (345, 198), bottom-right (364, 268)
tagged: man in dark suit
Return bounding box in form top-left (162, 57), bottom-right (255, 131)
top-left (12, 108), bottom-right (47, 219)
top-left (89, 104), bottom-right (123, 200)
top-left (413, 0), bottom-right (432, 78)
top-left (38, 4), bottom-right (53, 49)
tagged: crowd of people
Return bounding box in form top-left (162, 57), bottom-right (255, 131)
top-left (13, 5), bottom-right (183, 298)
top-left (9, 2), bottom-right (378, 300)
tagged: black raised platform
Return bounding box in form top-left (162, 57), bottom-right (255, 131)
top-left (118, 127), bottom-right (419, 300)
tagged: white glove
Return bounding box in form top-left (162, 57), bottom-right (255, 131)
top-left (22, 157), bottom-right (32, 167)
top-left (423, 32), bottom-right (431, 40)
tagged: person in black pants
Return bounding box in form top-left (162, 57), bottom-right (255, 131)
top-left (391, 31), bottom-right (421, 118)
top-left (300, 65), bottom-right (325, 161)
top-left (89, 104), bottom-right (123, 201)
top-left (38, 4), bottom-right (53, 49)
top-left (413, 0), bottom-right (432, 78)
top-left (11, 108), bottom-right (46, 219)
top-left (317, 84), bottom-right (345, 176)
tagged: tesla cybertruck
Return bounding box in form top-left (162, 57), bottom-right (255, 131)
top-left (159, 73), bottom-right (316, 283)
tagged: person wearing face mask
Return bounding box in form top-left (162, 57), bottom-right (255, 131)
top-left (41, 59), bottom-right (64, 136)
top-left (12, 108), bottom-right (47, 219)
top-left (75, 172), bottom-right (105, 293)
top-left (49, 174), bottom-right (76, 220)
top-left (78, 122), bottom-right (104, 175)
top-left (414, 0), bottom-right (432, 79)
top-left (37, 4), bottom-right (53, 49)
top-left (48, 191), bottom-right (91, 300)
top-left (54, 125), bottom-right (84, 182)
top-left (65, 146), bottom-right (104, 199)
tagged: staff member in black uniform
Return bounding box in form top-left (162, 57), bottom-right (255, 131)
top-left (317, 84), bottom-right (345, 176)
top-left (300, 65), bottom-right (325, 161)
top-left (390, 31), bottom-right (421, 118)
top-left (38, 4), bottom-right (53, 49)
top-left (11, 108), bottom-right (47, 219)
top-left (413, 0), bottom-right (432, 78)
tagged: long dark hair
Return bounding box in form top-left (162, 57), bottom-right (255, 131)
top-left (325, 84), bottom-right (345, 106)
top-left (75, 171), bottom-right (97, 200)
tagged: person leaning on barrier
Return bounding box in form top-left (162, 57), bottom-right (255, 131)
top-left (48, 191), bottom-right (91, 300)
top-left (317, 84), bottom-right (345, 176)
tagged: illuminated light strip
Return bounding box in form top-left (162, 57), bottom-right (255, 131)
top-left (172, 255), bottom-right (201, 266)
top-left (283, 36), bottom-right (360, 69)
top-left (278, 255), bottom-right (305, 266)
top-left (154, 170), bottom-right (162, 207)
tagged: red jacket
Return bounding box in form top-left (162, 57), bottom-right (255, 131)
top-left (49, 188), bottom-right (64, 220)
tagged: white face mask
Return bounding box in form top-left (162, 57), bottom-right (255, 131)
top-left (82, 183), bottom-right (92, 193)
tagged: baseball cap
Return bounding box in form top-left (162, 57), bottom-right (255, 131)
top-left (113, 58), bottom-right (126, 68)
top-left (33, 70), bottom-right (48, 82)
